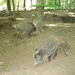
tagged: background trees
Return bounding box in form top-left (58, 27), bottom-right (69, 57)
top-left (0, 0), bottom-right (75, 11)
top-left (0, 0), bottom-right (75, 33)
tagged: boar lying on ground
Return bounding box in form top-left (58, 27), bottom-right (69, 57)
top-left (33, 36), bottom-right (70, 66)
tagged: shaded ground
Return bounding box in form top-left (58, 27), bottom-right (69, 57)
top-left (0, 10), bottom-right (75, 75)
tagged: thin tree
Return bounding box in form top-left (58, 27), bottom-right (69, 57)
top-left (7, 0), bottom-right (11, 13)
top-left (69, 0), bottom-right (71, 9)
top-left (17, 0), bottom-right (19, 11)
top-left (12, 0), bottom-right (16, 20)
top-left (23, 0), bottom-right (26, 11)
top-left (59, 0), bottom-right (61, 7)
top-left (30, 0), bottom-right (32, 9)
top-left (55, 0), bottom-right (57, 9)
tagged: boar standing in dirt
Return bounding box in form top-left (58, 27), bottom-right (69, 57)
top-left (14, 21), bottom-right (36, 38)
top-left (33, 36), bottom-right (70, 66)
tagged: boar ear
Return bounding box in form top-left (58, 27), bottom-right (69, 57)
top-left (38, 49), bottom-right (43, 55)
top-left (35, 48), bottom-right (38, 51)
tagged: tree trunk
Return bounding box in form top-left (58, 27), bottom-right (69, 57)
top-left (7, 0), bottom-right (11, 13)
top-left (12, 0), bottom-right (16, 20)
top-left (23, 0), bottom-right (26, 11)
top-left (59, 0), bottom-right (61, 7)
top-left (34, 0), bottom-right (44, 34)
top-left (44, 0), bottom-right (46, 4)
top-left (65, 0), bottom-right (68, 9)
top-left (69, 0), bottom-right (71, 9)
top-left (55, 0), bottom-right (57, 9)
top-left (17, 0), bottom-right (19, 11)
top-left (30, 0), bottom-right (32, 9)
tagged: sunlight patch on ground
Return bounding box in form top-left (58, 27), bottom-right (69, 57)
top-left (45, 24), bottom-right (56, 27)
top-left (68, 12), bottom-right (75, 17)
top-left (45, 23), bottom-right (73, 27)
top-left (16, 18), bottom-right (26, 20)
top-left (68, 12), bottom-right (75, 15)
top-left (44, 11), bottom-right (51, 15)
top-left (69, 14), bottom-right (75, 17)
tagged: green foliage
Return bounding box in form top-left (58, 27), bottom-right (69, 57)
top-left (31, 1), bottom-right (60, 9)
top-left (0, 0), bottom-right (6, 5)
top-left (45, 4), bottom-right (61, 9)
top-left (0, 0), bottom-right (75, 10)
top-left (31, 4), bottom-right (45, 7)
top-left (31, 0), bottom-right (75, 9)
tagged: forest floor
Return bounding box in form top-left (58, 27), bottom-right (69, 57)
top-left (0, 10), bottom-right (75, 75)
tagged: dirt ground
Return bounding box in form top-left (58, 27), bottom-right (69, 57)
top-left (0, 10), bottom-right (75, 75)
